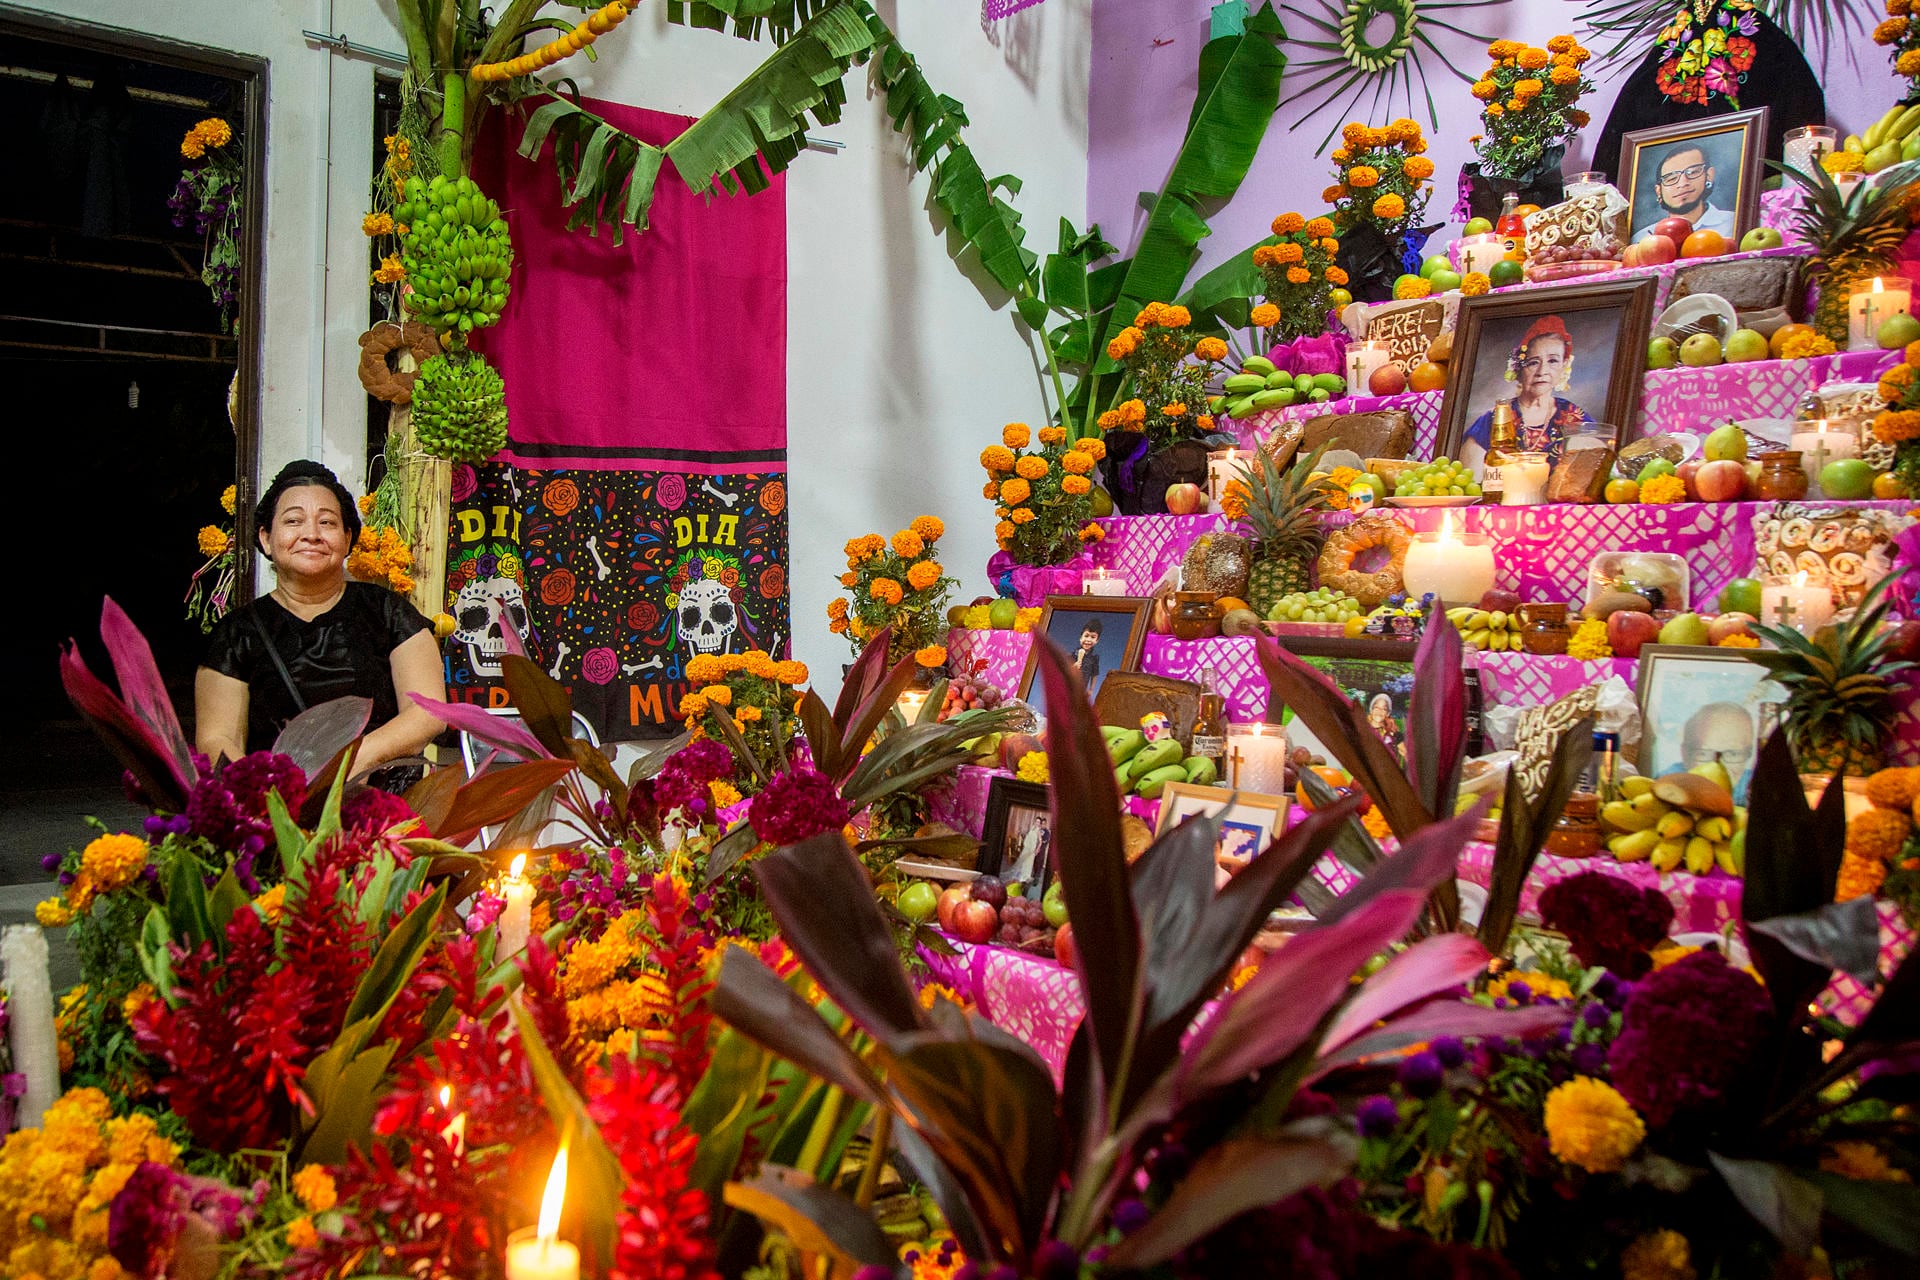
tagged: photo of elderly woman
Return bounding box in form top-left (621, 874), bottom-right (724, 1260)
top-left (1459, 315), bottom-right (1599, 476)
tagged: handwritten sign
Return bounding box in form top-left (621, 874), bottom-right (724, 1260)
top-left (1360, 299), bottom-right (1444, 375)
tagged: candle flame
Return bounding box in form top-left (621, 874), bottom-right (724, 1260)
top-left (1793, 570), bottom-right (1808, 588)
top-left (1439, 510), bottom-right (1457, 541)
top-left (538, 1143), bottom-right (569, 1242)
top-left (438, 1084), bottom-right (452, 1110)
top-left (1873, 278), bottom-right (1886, 295)
top-left (508, 853), bottom-right (527, 880)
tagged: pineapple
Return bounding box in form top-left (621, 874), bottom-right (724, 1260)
top-left (1748, 575), bottom-right (1915, 778)
top-left (1781, 157), bottom-right (1920, 342)
top-left (1238, 442), bottom-right (1336, 617)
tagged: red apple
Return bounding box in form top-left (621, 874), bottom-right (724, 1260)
top-left (998, 732), bottom-right (1045, 771)
top-left (1708, 612), bottom-right (1757, 645)
top-left (1651, 216), bottom-right (1693, 245)
top-left (1369, 363), bottom-right (1408, 396)
top-left (952, 899), bottom-right (999, 945)
top-left (1053, 921), bottom-right (1077, 968)
top-left (1694, 458), bottom-right (1749, 502)
top-left (1885, 619), bottom-right (1920, 664)
top-left (1164, 482), bottom-right (1204, 515)
top-left (1676, 459), bottom-right (1702, 500)
top-left (1478, 588), bottom-right (1522, 615)
top-left (1626, 234), bottom-right (1678, 269)
top-left (937, 885), bottom-right (972, 933)
top-left (1607, 609), bottom-right (1662, 660)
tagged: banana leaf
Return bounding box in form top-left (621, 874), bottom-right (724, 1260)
top-left (668, 0), bottom-right (837, 41)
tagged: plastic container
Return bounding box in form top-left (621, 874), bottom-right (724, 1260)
top-left (1587, 551), bottom-right (1690, 614)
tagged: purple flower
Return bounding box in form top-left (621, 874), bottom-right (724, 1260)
top-left (1582, 1002), bottom-right (1612, 1028)
top-left (1356, 1094), bottom-right (1400, 1137)
top-left (109, 1162), bottom-right (253, 1279)
top-left (41, 853), bottom-right (62, 872)
top-left (1505, 980), bottom-right (1533, 1005)
top-left (1430, 1036), bottom-right (1466, 1068)
top-left (1571, 1042), bottom-right (1608, 1077)
top-left (1608, 949), bottom-right (1771, 1132)
top-left (1113, 1199), bottom-right (1151, 1234)
top-left (1033, 1241), bottom-right (1079, 1280)
top-left (1396, 1050), bottom-right (1445, 1098)
top-left (748, 768), bottom-right (854, 847)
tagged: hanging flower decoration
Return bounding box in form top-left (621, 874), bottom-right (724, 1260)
top-left (169, 117), bottom-right (242, 332)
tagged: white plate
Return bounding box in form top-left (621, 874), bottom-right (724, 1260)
top-left (1385, 494), bottom-right (1482, 508)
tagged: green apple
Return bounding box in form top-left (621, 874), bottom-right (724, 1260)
top-left (898, 881), bottom-right (939, 923)
top-left (1878, 312), bottom-right (1920, 350)
top-left (1679, 333), bottom-right (1724, 367)
top-left (1723, 329), bottom-right (1769, 362)
top-left (1704, 422), bottom-right (1749, 461)
top-left (1428, 268), bottom-right (1463, 293)
top-left (1421, 254), bottom-right (1453, 278)
top-left (1638, 458), bottom-right (1677, 481)
top-left (1647, 336), bottom-right (1680, 370)
top-left (1739, 226), bottom-right (1784, 252)
top-left (1658, 612), bottom-right (1711, 646)
top-left (1464, 216), bottom-right (1494, 235)
top-left (1717, 576), bottom-right (1763, 616)
top-left (1819, 457), bottom-right (1876, 499)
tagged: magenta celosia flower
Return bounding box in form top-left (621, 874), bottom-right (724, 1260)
top-left (654, 738), bottom-right (735, 818)
top-left (182, 750), bottom-right (306, 856)
top-left (109, 1161), bottom-right (254, 1279)
top-left (747, 767), bottom-right (854, 846)
top-left (1607, 948), bottom-right (1772, 1132)
top-left (341, 786), bottom-right (422, 835)
top-left (1537, 871), bottom-right (1673, 978)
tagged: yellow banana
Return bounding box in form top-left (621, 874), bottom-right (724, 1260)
top-left (1631, 792), bottom-right (1672, 821)
top-left (1716, 842), bottom-right (1743, 877)
top-left (1602, 800), bottom-right (1658, 832)
top-left (1889, 103), bottom-right (1920, 141)
top-left (1618, 775), bottom-right (1655, 800)
top-left (1467, 629), bottom-right (1491, 650)
top-left (1695, 816), bottom-right (1732, 843)
top-left (1685, 836), bottom-right (1716, 875)
top-left (1652, 838), bottom-right (1686, 872)
top-left (1610, 829), bottom-right (1661, 862)
top-left (1866, 104), bottom-right (1904, 149)
top-left (1656, 811), bottom-right (1696, 840)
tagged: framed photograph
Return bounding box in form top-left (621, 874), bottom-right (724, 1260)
top-left (1635, 644), bottom-right (1783, 803)
top-left (1620, 106), bottom-right (1770, 246)
top-left (1153, 782), bottom-right (1290, 877)
top-left (1264, 636), bottom-right (1486, 762)
top-left (1438, 278), bottom-right (1660, 479)
top-left (978, 777), bottom-right (1055, 892)
top-left (1016, 595), bottom-right (1152, 720)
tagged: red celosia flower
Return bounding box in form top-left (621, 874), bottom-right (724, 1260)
top-left (747, 767), bottom-right (854, 847)
top-left (1607, 948), bottom-right (1772, 1133)
top-left (1537, 872), bottom-right (1674, 979)
top-left (587, 1055), bottom-right (723, 1280)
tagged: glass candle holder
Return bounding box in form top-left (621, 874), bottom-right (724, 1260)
top-left (1784, 125), bottom-right (1838, 175)
top-left (1402, 524), bottom-right (1497, 606)
top-left (1563, 171), bottom-right (1612, 200)
top-left (1226, 722), bottom-right (1290, 795)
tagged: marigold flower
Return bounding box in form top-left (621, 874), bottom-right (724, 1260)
top-left (1016, 751), bottom-right (1050, 784)
top-left (1848, 807), bottom-right (1911, 861)
top-left (893, 529), bottom-right (926, 557)
top-left (293, 1164), bottom-right (338, 1213)
top-left (1820, 1140), bottom-right (1911, 1182)
top-left (1060, 450), bottom-right (1095, 475)
top-left (1403, 156), bottom-right (1435, 180)
top-left (1330, 147), bottom-right (1352, 164)
top-left (1250, 302), bottom-right (1280, 328)
top-left (1195, 336), bottom-right (1228, 361)
top-left (995, 519), bottom-right (1017, 541)
top-left (826, 597), bottom-right (849, 622)
top-left (1252, 244), bottom-right (1277, 268)
top-left (1461, 272), bottom-right (1492, 296)
top-left (839, 571), bottom-right (858, 588)
top-left (1002, 422), bottom-right (1030, 449)
top-left (372, 253), bottom-right (406, 284)
top-left (980, 445), bottom-right (1015, 473)
top-left (1322, 184), bottom-right (1348, 203)
top-left (1471, 79), bottom-right (1498, 100)
top-left (1014, 455), bottom-right (1049, 481)
top-left (1038, 426), bottom-right (1067, 445)
top-left (180, 134), bottom-right (206, 160)
top-left (1900, 49), bottom-right (1920, 77)
top-left (1571, 109), bottom-right (1590, 126)
top-left (915, 645), bottom-right (947, 669)
top-left (1096, 409), bottom-right (1123, 432)
top-left (1838, 850), bottom-right (1888, 900)
top-left (1485, 103), bottom-right (1505, 119)
top-left (1161, 402), bottom-right (1188, 418)
top-left (1875, 409), bottom-right (1920, 443)
top-left (1517, 47), bottom-right (1549, 69)
top-left (1306, 216), bottom-right (1335, 238)
top-left (1373, 194), bottom-right (1407, 220)
top-left (1107, 332), bottom-right (1138, 360)
top-left (1062, 474), bottom-right (1092, 495)
top-left (775, 659), bottom-right (808, 685)
top-left (829, 616), bottom-right (850, 635)
top-left (1876, 16), bottom-right (1910, 44)
top-left (1326, 266), bottom-right (1349, 286)
top-left (1544, 1076), bottom-right (1645, 1173)
top-left (1620, 1230), bottom-right (1695, 1280)
top-left (1079, 523), bottom-right (1106, 542)
top-left (287, 1216), bottom-right (320, 1250)
top-left (1514, 78), bottom-right (1545, 99)
top-left (1273, 211), bottom-right (1306, 234)
top-left (1278, 266), bottom-right (1305, 285)
top-left (911, 514), bottom-right (944, 542)
top-left (1120, 399), bottom-right (1146, 423)
top-left (255, 882), bottom-right (287, 925)
top-left (1780, 330), bottom-right (1838, 359)
top-left (1392, 273), bottom-right (1431, 300)
top-left (1347, 165), bottom-right (1380, 189)
top-left (79, 833), bottom-right (147, 893)
top-left (361, 211), bottom-right (395, 237)
top-left (1506, 97), bottom-right (1527, 112)
top-left (1195, 414), bottom-right (1215, 431)
top-left (1163, 304), bottom-right (1191, 327)
top-left (1000, 477), bottom-right (1034, 506)
top-left (1866, 765), bottom-right (1920, 812)
top-left (869, 578), bottom-right (904, 606)
top-left (1011, 508), bottom-right (1036, 524)
top-left (907, 560), bottom-right (943, 591)
top-left (1551, 64), bottom-right (1581, 86)
top-left (1638, 474), bottom-right (1688, 504)
top-left (197, 525), bottom-right (230, 557)
top-left (1080, 437), bottom-right (1106, 461)
top-left (1275, 241), bottom-right (1305, 264)
top-left (36, 896), bottom-right (72, 927)
top-left (698, 683), bottom-right (733, 708)
top-left (1343, 121), bottom-right (1369, 145)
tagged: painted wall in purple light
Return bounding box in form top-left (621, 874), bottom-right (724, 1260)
top-left (1088, 1), bottom-right (1896, 278)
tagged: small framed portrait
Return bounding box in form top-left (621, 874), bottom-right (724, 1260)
top-left (978, 777), bottom-right (1056, 893)
top-left (1153, 782), bottom-right (1289, 877)
top-left (1635, 644), bottom-right (1782, 803)
top-left (1438, 278), bottom-right (1660, 479)
top-left (1266, 635), bottom-right (1487, 762)
top-left (1620, 107), bottom-right (1770, 246)
top-left (1017, 595), bottom-right (1152, 720)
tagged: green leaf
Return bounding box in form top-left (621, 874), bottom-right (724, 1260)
top-left (723, 1167), bottom-right (898, 1270)
top-left (683, 1028), bottom-right (777, 1200)
top-left (342, 884), bottom-right (447, 1031)
top-left (138, 906), bottom-right (174, 1002)
top-left (164, 854), bottom-right (216, 953)
top-left (206, 869), bottom-right (249, 939)
top-left (512, 1002), bottom-right (627, 1265)
top-left (1711, 1153), bottom-right (1822, 1257)
top-left (1806, 1169), bottom-right (1920, 1255)
top-left (298, 1040), bottom-right (398, 1166)
top-left (267, 788), bottom-right (307, 880)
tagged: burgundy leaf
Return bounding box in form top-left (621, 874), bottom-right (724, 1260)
top-left (502, 654), bottom-right (576, 757)
top-left (1312, 805), bottom-right (1482, 929)
top-left (1321, 932), bottom-right (1489, 1053)
top-left (710, 948), bottom-right (885, 1102)
top-left (100, 597), bottom-right (196, 788)
top-left (437, 758), bottom-right (579, 843)
top-left (60, 641), bottom-right (191, 812)
top-left (832, 626), bottom-right (895, 729)
top-left (272, 696), bottom-right (373, 780)
top-left (835, 652), bottom-right (922, 786)
top-left (1406, 613), bottom-right (1468, 823)
top-left (410, 692), bottom-right (551, 761)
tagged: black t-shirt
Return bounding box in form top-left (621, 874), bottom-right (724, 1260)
top-left (203, 582), bottom-right (433, 754)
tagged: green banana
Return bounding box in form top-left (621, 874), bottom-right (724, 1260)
top-left (1890, 104), bottom-right (1920, 141)
top-left (1866, 104), bottom-right (1903, 149)
top-left (1250, 389), bottom-right (1293, 410)
top-left (1223, 374), bottom-right (1269, 394)
top-left (1241, 356), bottom-right (1277, 376)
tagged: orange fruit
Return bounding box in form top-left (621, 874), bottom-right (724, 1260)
top-left (1604, 477), bottom-right (1640, 504)
top-left (1295, 765), bottom-right (1351, 811)
top-left (1408, 361), bottom-right (1449, 393)
top-left (1214, 596), bottom-right (1250, 616)
top-left (1874, 472), bottom-right (1908, 499)
top-left (1513, 203), bottom-right (1542, 219)
top-left (1769, 323), bottom-right (1815, 359)
top-left (1681, 229), bottom-right (1728, 259)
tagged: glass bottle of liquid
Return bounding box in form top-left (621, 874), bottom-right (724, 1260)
top-left (1495, 191), bottom-right (1527, 261)
top-left (1191, 666), bottom-right (1227, 779)
top-left (1481, 398), bottom-right (1519, 503)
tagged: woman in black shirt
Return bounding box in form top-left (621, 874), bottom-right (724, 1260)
top-left (196, 460), bottom-right (446, 772)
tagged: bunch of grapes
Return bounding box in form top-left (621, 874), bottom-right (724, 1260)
top-left (996, 895), bottom-right (1055, 953)
top-left (1394, 458), bottom-right (1483, 498)
top-left (1268, 589), bottom-right (1363, 624)
top-left (940, 671), bottom-right (1004, 720)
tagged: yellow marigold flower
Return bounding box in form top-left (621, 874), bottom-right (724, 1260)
top-left (1875, 410), bottom-right (1920, 443)
top-left (1837, 850), bottom-right (1888, 901)
top-left (911, 514), bottom-right (945, 543)
top-left (1079, 523), bottom-right (1106, 543)
top-left (1275, 242), bottom-right (1305, 264)
top-left (1342, 121), bottom-right (1369, 145)
top-left (197, 525), bottom-right (230, 557)
top-left (1638, 474), bottom-right (1688, 504)
top-left (1895, 0), bottom-right (1915, 16)
top-left (1486, 103), bottom-right (1505, 119)
top-left (775, 659), bottom-right (808, 684)
top-left (1876, 16), bottom-right (1910, 43)
top-left (1273, 211), bottom-right (1306, 234)
top-left (80, 833), bottom-right (147, 893)
top-left (961, 605), bottom-right (992, 630)
top-left (1488, 970), bottom-right (1573, 1002)
top-left (1781, 330), bottom-right (1838, 359)
top-left (1487, 39), bottom-right (1521, 58)
top-left (220, 484), bottom-right (237, 515)
top-left (1547, 34), bottom-right (1576, 53)
top-left (1551, 63), bottom-right (1581, 85)
top-left (1080, 436), bottom-right (1107, 461)
top-left (1014, 455), bottom-right (1049, 481)
top-left (995, 519), bottom-right (1017, 542)
top-left (1162, 402), bottom-right (1188, 418)
top-left (1471, 79), bottom-right (1499, 100)
top-left (361, 211), bottom-right (395, 237)
top-left (254, 882), bottom-right (287, 924)
top-left (1016, 751), bottom-right (1050, 783)
top-left (1373, 194), bottom-right (1407, 220)
top-left (1848, 807), bottom-right (1911, 862)
top-left (1327, 266), bottom-right (1350, 286)
top-left (1250, 302), bottom-right (1281, 328)
top-left (1322, 183), bottom-right (1349, 203)
top-left (1823, 150), bottom-right (1865, 174)
top-left (1038, 425), bottom-right (1067, 445)
top-left (1821, 1140), bottom-right (1911, 1181)
top-left (733, 706), bottom-right (763, 727)
top-left (908, 561), bottom-right (942, 591)
top-left (292, 1164), bottom-right (338, 1213)
top-left (1195, 336), bottom-right (1229, 362)
top-left (893, 529), bottom-right (926, 558)
top-left (1461, 272), bottom-right (1492, 297)
top-left (688, 654), bottom-right (725, 684)
top-left (1506, 97), bottom-right (1527, 112)
top-left (1286, 266), bottom-right (1311, 285)
top-left (1347, 165), bottom-right (1380, 189)
top-left (1330, 148), bottom-right (1352, 164)
top-left (1621, 1230), bottom-right (1695, 1280)
top-left (1014, 605), bottom-right (1045, 631)
top-left (999, 477), bottom-right (1032, 505)
top-left (1517, 47), bottom-right (1549, 69)
top-left (1901, 49), bottom-right (1920, 76)
top-left (36, 896), bottom-right (73, 927)
top-left (1404, 156), bottom-right (1435, 180)
top-left (679, 693), bottom-right (710, 719)
top-left (181, 133), bottom-right (206, 160)
top-left (980, 445), bottom-right (1015, 473)
top-left (915, 645), bottom-right (947, 668)
top-left (1867, 766), bottom-right (1920, 811)
top-left (194, 117), bottom-right (232, 148)
top-left (826, 597), bottom-right (850, 623)
top-left (372, 253), bottom-right (406, 284)
top-left (1393, 273), bottom-right (1432, 300)
top-left (1011, 508), bottom-right (1037, 524)
top-left (1003, 423), bottom-right (1030, 449)
top-left (1544, 1077), bottom-right (1645, 1173)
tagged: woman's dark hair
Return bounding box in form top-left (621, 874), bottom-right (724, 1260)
top-left (253, 460), bottom-right (361, 546)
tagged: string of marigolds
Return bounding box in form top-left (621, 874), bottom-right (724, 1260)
top-left (469, 1), bottom-right (634, 82)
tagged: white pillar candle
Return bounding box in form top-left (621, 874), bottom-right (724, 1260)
top-left (1227, 723), bottom-right (1290, 795)
top-left (1457, 234), bottom-right (1506, 277)
top-left (1499, 452), bottom-right (1551, 506)
top-left (506, 1145), bottom-right (579, 1280)
top-left (498, 853), bottom-right (534, 959)
top-left (1760, 571), bottom-right (1835, 635)
top-left (1081, 568), bottom-right (1127, 596)
top-left (1788, 420), bottom-right (1861, 494)
top-left (1344, 342), bottom-right (1393, 397)
top-left (1, 925), bottom-right (60, 1129)
top-left (1849, 276), bottom-right (1913, 351)
top-left (1205, 449), bottom-right (1245, 512)
top-left (1401, 513), bottom-right (1497, 606)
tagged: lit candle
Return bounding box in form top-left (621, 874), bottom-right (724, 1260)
top-left (1226, 722), bottom-right (1290, 794)
top-left (1563, 171), bottom-right (1613, 201)
top-left (1457, 233), bottom-right (1506, 277)
top-left (438, 1084), bottom-right (467, 1156)
top-left (0, 925), bottom-right (59, 1129)
top-left (1849, 276), bottom-right (1913, 351)
top-left (1788, 419), bottom-right (1861, 495)
top-left (498, 853), bottom-right (533, 959)
top-left (1499, 451), bottom-right (1551, 506)
top-left (1081, 568), bottom-right (1127, 596)
top-left (1343, 341), bottom-right (1393, 397)
top-left (895, 688), bottom-right (931, 722)
top-left (1760, 571), bottom-right (1835, 635)
top-left (1401, 513), bottom-right (1497, 606)
top-left (1206, 449), bottom-right (1244, 512)
top-left (505, 1145), bottom-right (580, 1280)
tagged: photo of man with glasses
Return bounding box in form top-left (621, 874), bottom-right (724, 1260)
top-left (1631, 139), bottom-right (1738, 241)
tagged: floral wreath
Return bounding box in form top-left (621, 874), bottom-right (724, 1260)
top-left (1653, 0), bottom-right (1760, 108)
top-left (445, 545), bottom-right (525, 602)
top-left (1504, 316), bottom-right (1576, 390)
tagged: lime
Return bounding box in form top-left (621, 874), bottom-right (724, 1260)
top-left (1819, 458), bottom-right (1876, 500)
top-left (1488, 259), bottom-right (1525, 288)
top-left (1717, 577), bottom-right (1763, 616)
top-left (1420, 254), bottom-right (1453, 279)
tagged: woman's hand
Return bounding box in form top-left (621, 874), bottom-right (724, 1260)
top-left (194, 667), bottom-right (250, 766)
top-left (354, 629), bottom-right (450, 775)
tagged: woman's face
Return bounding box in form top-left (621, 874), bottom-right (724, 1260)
top-left (260, 484), bottom-right (350, 579)
top-left (1516, 335), bottom-right (1570, 400)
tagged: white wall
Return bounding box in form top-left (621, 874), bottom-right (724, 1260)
top-left (24, 0), bottom-right (1092, 695)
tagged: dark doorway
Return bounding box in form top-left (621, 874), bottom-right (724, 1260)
top-left (0, 11), bottom-right (265, 884)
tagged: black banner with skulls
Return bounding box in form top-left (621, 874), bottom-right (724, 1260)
top-left (441, 463), bottom-right (789, 742)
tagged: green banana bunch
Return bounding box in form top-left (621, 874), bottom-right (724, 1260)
top-left (394, 174), bottom-right (514, 338)
top-left (412, 351), bottom-right (510, 462)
